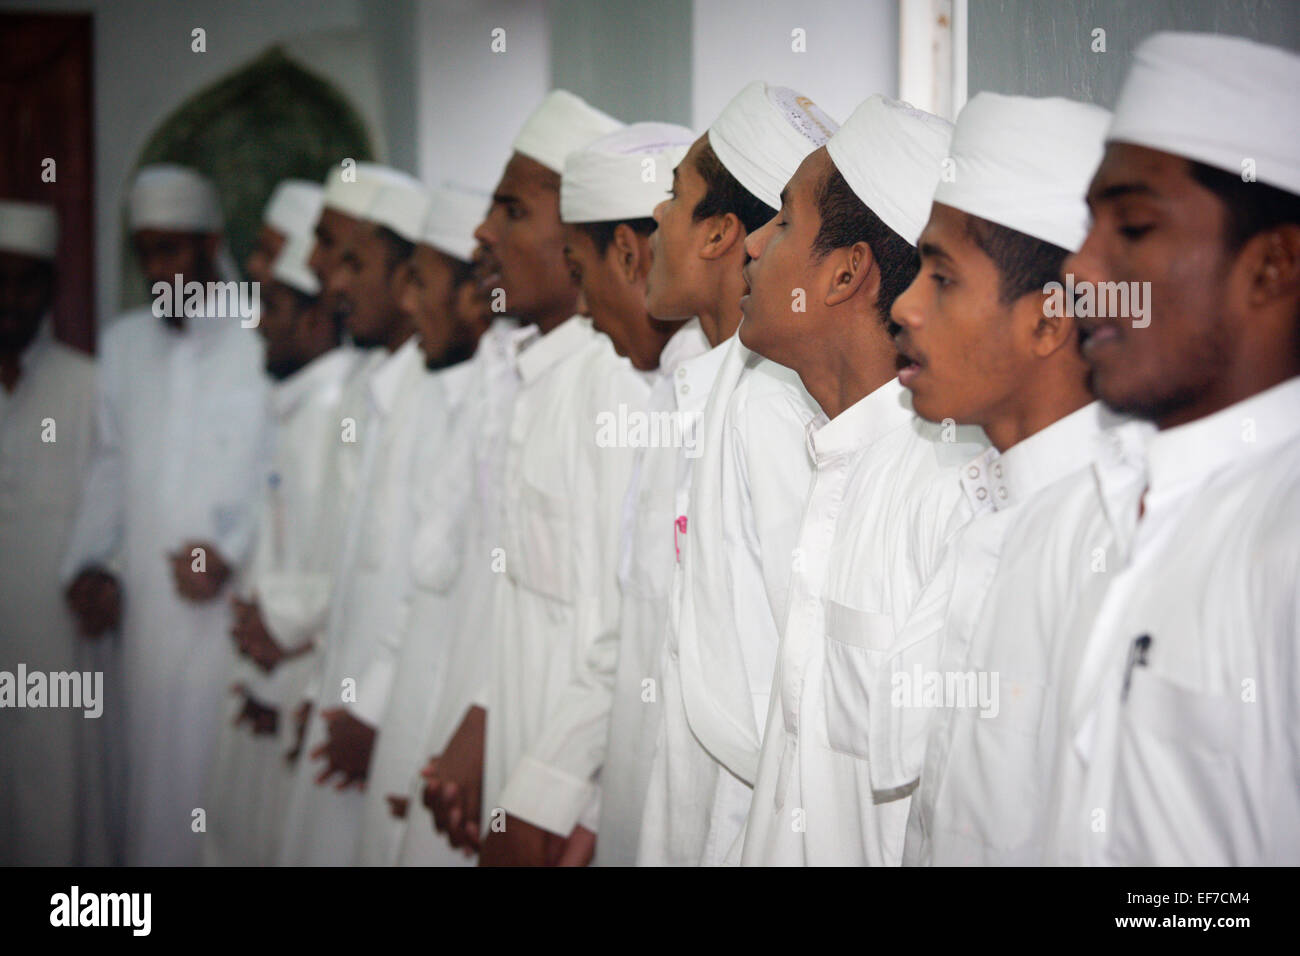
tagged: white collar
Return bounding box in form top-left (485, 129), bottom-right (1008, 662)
top-left (271, 346), bottom-right (354, 417)
top-left (674, 335), bottom-right (730, 414)
top-left (368, 335), bottom-right (422, 415)
top-left (961, 401), bottom-right (1123, 513)
top-left (515, 315), bottom-right (594, 383)
top-left (658, 319), bottom-right (710, 376)
top-left (1145, 375), bottom-right (1300, 500)
top-left (805, 376), bottom-right (914, 466)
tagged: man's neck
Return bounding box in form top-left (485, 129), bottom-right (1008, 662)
top-left (533, 302), bottom-right (580, 336)
top-left (697, 279), bottom-right (745, 347)
top-left (983, 372), bottom-right (1092, 453)
top-left (797, 319), bottom-right (896, 421)
top-left (385, 326), bottom-right (414, 354)
top-left (1154, 361), bottom-right (1300, 431)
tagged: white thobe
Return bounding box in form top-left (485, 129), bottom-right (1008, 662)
top-left (485, 316), bottom-right (650, 838)
top-left (741, 378), bottom-right (983, 866)
top-left (886, 402), bottom-right (1119, 865)
top-left (392, 320), bottom-right (527, 866)
top-left (278, 336), bottom-right (428, 865)
top-left (202, 346), bottom-right (363, 866)
top-left (590, 320), bottom-right (711, 866)
top-left (61, 309), bottom-right (269, 867)
top-left (639, 334), bottom-right (820, 866)
top-left (1044, 377), bottom-right (1300, 866)
top-left (0, 330), bottom-right (114, 865)
top-left (355, 350), bottom-right (482, 866)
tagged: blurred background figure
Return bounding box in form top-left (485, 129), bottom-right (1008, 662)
top-left (204, 178), bottom-right (364, 867)
top-left (60, 164), bottom-right (269, 867)
top-left (0, 198), bottom-right (114, 866)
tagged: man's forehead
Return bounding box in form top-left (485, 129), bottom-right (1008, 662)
top-left (1089, 142), bottom-right (1190, 201)
top-left (498, 152), bottom-right (560, 195)
top-left (918, 202), bottom-right (976, 256)
top-left (789, 147), bottom-right (832, 200)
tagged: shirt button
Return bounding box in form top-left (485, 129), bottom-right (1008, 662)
top-left (976, 487), bottom-right (987, 500)
top-left (676, 367), bottom-right (688, 378)
top-left (992, 463), bottom-right (1003, 479)
top-left (967, 465), bottom-right (980, 479)
top-left (679, 383), bottom-right (690, 395)
top-left (997, 486), bottom-right (1008, 500)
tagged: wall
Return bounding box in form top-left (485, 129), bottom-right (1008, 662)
top-left (969, 0), bottom-right (1300, 105)
top-left (415, 0), bottom-right (551, 192)
top-left (0, 0), bottom-right (418, 327)
top-left (550, 0), bottom-right (693, 127)
top-left (691, 0), bottom-right (898, 132)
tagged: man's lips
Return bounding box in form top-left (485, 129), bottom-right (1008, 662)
top-left (893, 334), bottom-right (924, 387)
top-left (1079, 319), bottom-right (1121, 357)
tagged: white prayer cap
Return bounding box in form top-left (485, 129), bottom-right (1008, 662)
top-left (128, 163), bottom-right (223, 233)
top-left (0, 199), bottom-right (58, 259)
top-left (1109, 32), bottom-right (1300, 197)
top-left (561, 122), bottom-right (696, 224)
top-left (321, 161), bottom-right (417, 218)
top-left (932, 92), bottom-right (1109, 251)
top-left (263, 179), bottom-right (324, 238)
top-left (708, 81), bottom-right (840, 211)
top-left (419, 185), bottom-right (488, 263)
top-left (827, 95), bottom-right (953, 245)
top-left (270, 231), bottom-right (320, 296)
top-left (511, 90), bottom-right (624, 174)
top-left (363, 170), bottom-right (429, 242)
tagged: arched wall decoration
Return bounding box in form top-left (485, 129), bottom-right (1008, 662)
top-left (120, 45), bottom-right (374, 308)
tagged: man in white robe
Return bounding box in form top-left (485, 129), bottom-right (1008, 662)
top-left (476, 122), bottom-right (698, 866)
top-left (0, 199), bottom-right (111, 865)
top-left (202, 183), bottom-right (364, 866)
top-left (355, 185), bottom-right (498, 866)
top-left (420, 90), bottom-right (626, 864)
top-left (830, 93), bottom-right (1119, 866)
top-left (1034, 32), bottom-right (1300, 865)
top-left (277, 169), bottom-right (432, 866)
top-left (637, 82), bottom-right (837, 866)
top-left (734, 97), bottom-right (987, 866)
top-left (62, 164), bottom-right (270, 866)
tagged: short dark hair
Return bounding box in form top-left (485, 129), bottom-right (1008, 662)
top-left (811, 165), bottom-right (920, 322)
top-left (691, 140), bottom-right (776, 234)
top-left (961, 213), bottom-right (1070, 306)
top-left (1189, 160), bottom-right (1300, 253)
top-left (573, 217), bottom-right (657, 256)
top-left (375, 225), bottom-right (415, 273)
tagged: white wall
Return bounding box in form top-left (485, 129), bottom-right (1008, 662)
top-left (0, 0), bottom-right (392, 327)
top-left (415, 0), bottom-right (551, 193)
top-left (691, 0), bottom-right (899, 131)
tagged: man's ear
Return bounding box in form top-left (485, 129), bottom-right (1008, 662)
top-left (1247, 223), bottom-right (1300, 309)
top-left (825, 240), bottom-right (877, 308)
top-left (698, 212), bottom-right (747, 262)
top-left (609, 222), bottom-right (648, 283)
top-left (1023, 288), bottom-right (1077, 358)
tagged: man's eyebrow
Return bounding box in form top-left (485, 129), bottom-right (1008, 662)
top-left (493, 191), bottom-right (520, 205)
top-left (778, 186), bottom-right (791, 208)
top-left (918, 239), bottom-right (953, 263)
top-left (1089, 181), bottom-right (1159, 206)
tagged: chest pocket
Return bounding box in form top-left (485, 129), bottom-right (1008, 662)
top-left (1107, 667), bottom-right (1246, 865)
top-left (508, 478), bottom-right (573, 603)
top-left (929, 675), bottom-right (1049, 861)
top-left (822, 599), bottom-right (896, 759)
